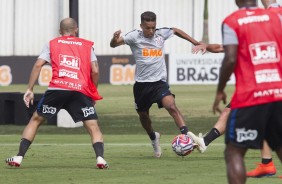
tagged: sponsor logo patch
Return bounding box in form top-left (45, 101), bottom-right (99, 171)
top-left (236, 128), bottom-right (257, 142)
top-left (58, 39), bottom-right (82, 46)
top-left (59, 55), bottom-right (80, 70)
top-left (249, 42), bottom-right (280, 65)
top-left (53, 80), bottom-right (82, 90)
top-left (59, 69), bottom-right (78, 79)
top-left (238, 14), bottom-right (269, 25)
top-left (42, 105), bottom-right (57, 114)
top-left (82, 107), bottom-right (95, 117)
top-left (246, 11), bottom-right (255, 16)
top-left (142, 48), bottom-right (162, 57)
top-left (254, 88), bottom-right (282, 98)
top-left (255, 69), bottom-right (281, 83)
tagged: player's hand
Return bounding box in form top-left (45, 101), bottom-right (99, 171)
top-left (113, 30), bottom-right (122, 40)
top-left (23, 89), bottom-right (34, 108)
top-left (192, 42), bottom-right (207, 54)
top-left (212, 91), bottom-right (227, 114)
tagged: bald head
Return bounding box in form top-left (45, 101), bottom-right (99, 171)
top-left (59, 18), bottom-right (78, 36)
top-left (261, 0), bottom-right (277, 8)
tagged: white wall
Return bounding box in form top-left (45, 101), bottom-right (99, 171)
top-left (0, 0), bottom-right (204, 56)
top-left (0, 0), bottom-right (14, 55)
top-left (208, 0), bottom-right (237, 45)
top-left (78, 0), bottom-right (134, 55)
top-left (1, 0), bottom-right (281, 56)
top-left (14, 0), bottom-right (69, 55)
top-left (0, 0), bottom-right (68, 56)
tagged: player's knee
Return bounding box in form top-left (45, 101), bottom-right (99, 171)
top-left (138, 112), bottom-right (150, 120)
top-left (84, 120), bottom-right (100, 131)
top-left (164, 103), bottom-right (177, 112)
top-left (30, 112), bottom-right (45, 125)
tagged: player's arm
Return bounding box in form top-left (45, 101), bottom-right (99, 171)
top-left (206, 44), bottom-right (224, 53)
top-left (110, 30), bottom-right (125, 48)
top-left (90, 48), bottom-right (99, 87)
top-left (217, 44), bottom-right (237, 92)
top-left (91, 60), bottom-right (99, 87)
top-left (213, 44), bottom-right (237, 114)
top-left (172, 27), bottom-right (200, 46)
top-left (24, 58), bottom-right (47, 107)
top-left (192, 43), bottom-right (224, 54)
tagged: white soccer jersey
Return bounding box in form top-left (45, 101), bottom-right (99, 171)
top-left (122, 28), bottom-right (174, 82)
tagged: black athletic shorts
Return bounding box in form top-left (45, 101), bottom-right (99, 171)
top-left (225, 101), bottom-right (282, 151)
top-left (133, 80), bottom-right (174, 112)
top-left (37, 90), bottom-right (98, 122)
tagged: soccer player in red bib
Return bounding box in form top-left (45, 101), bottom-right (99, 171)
top-left (213, 0), bottom-right (282, 183)
top-left (5, 18), bottom-right (108, 169)
top-left (190, 0), bottom-right (282, 179)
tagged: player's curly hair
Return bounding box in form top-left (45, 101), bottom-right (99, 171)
top-left (141, 11), bottom-right (156, 22)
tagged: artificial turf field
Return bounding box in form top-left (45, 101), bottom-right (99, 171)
top-left (0, 84), bottom-right (281, 184)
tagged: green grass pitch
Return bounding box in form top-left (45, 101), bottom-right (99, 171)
top-left (0, 84), bottom-right (281, 183)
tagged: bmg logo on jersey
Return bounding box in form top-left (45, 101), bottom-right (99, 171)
top-left (42, 105), bottom-right (57, 114)
top-left (249, 42), bottom-right (280, 65)
top-left (82, 107), bottom-right (95, 117)
top-left (142, 48), bottom-right (162, 57)
top-left (236, 128), bottom-right (257, 143)
top-left (59, 54), bottom-right (80, 70)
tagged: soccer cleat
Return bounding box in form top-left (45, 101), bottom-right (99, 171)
top-left (96, 156), bottom-right (109, 169)
top-left (151, 132), bottom-right (162, 158)
top-left (246, 161), bottom-right (276, 178)
top-left (5, 156), bottom-right (23, 167)
top-left (187, 132), bottom-right (207, 153)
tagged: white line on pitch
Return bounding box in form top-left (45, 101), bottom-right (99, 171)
top-left (0, 143), bottom-right (225, 146)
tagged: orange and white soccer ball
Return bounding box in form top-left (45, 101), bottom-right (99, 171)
top-left (172, 134), bottom-right (195, 156)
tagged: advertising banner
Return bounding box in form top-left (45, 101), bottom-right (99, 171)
top-left (0, 55), bottom-right (169, 86)
top-left (0, 55), bottom-right (137, 85)
top-left (0, 57), bottom-right (36, 86)
top-left (169, 53), bottom-right (235, 85)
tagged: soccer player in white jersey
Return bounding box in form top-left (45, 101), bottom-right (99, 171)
top-left (110, 11), bottom-right (201, 157)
